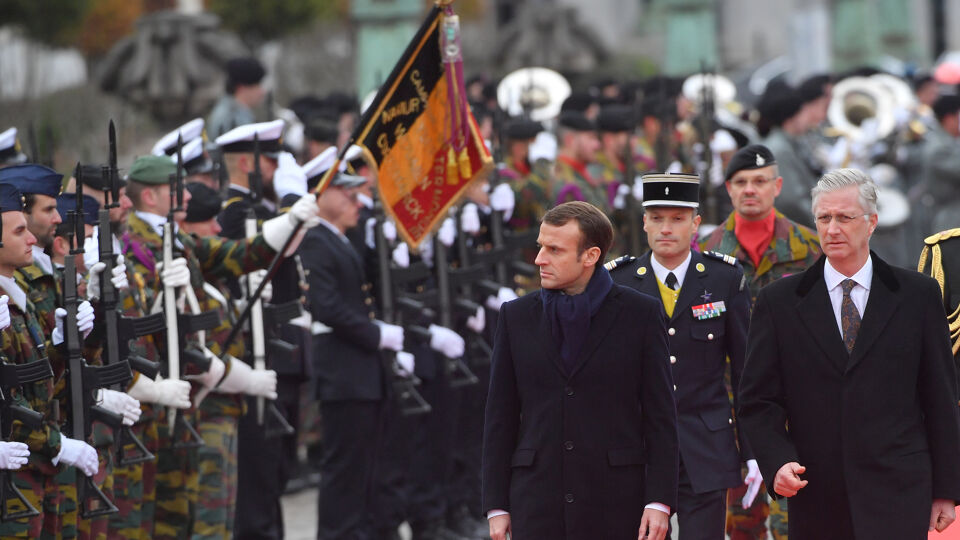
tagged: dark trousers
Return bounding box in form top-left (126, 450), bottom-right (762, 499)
top-left (370, 395), bottom-right (416, 534)
top-left (446, 361), bottom-right (489, 515)
top-left (672, 459), bottom-right (728, 540)
top-left (406, 369), bottom-right (458, 525)
top-left (317, 399), bottom-right (383, 540)
top-left (235, 397), bottom-right (287, 539)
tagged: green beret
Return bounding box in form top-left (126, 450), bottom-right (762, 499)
top-left (128, 155), bottom-right (176, 185)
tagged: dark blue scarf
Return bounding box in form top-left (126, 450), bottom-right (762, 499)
top-left (541, 266), bottom-right (614, 373)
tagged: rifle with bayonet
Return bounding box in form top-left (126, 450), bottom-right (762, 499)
top-left (161, 138), bottom-right (217, 448)
top-left (431, 234), bottom-right (478, 388)
top-left (94, 123), bottom-right (162, 465)
top-left (239, 133), bottom-right (297, 437)
top-left (695, 64), bottom-right (719, 224)
top-left (64, 166), bottom-right (131, 517)
top-left (374, 204), bottom-right (431, 415)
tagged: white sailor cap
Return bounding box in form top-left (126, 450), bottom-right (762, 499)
top-left (302, 147), bottom-right (366, 191)
top-left (151, 118), bottom-right (205, 156)
top-left (215, 119), bottom-right (284, 156)
top-left (0, 128), bottom-right (28, 165)
top-left (179, 138), bottom-right (214, 176)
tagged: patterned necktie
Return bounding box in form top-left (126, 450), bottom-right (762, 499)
top-left (840, 279), bottom-right (861, 354)
top-left (665, 272), bottom-right (678, 290)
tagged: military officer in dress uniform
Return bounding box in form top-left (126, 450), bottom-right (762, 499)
top-left (609, 173), bottom-right (754, 539)
top-left (918, 227), bottom-right (960, 374)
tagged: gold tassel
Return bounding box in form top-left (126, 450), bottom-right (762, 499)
top-left (918, 245), bottom-right (929, 273)
top-left (458, 147), bottom-right (471, 180)
top-left (932, 244), bottom-right (946, 297)
top-left (447, 146), bottom-right (458, 185)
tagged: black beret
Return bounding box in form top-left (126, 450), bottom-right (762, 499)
top-left (288, 95), bottom-right (327, 122)
top-left (503, 118), bottom-right (542, 140)
top-left (79, 163), bottom-right (127, 192)
top-left (798, 74), bottom-right (831, 103)
top-left (913, 73), bottom-right (935, 90)
top-left (323, 92), bottom-right (359, 115)
top-left (226, 57), bottom-right (266, 86)
top-left (757, 85), bottom-right (803, 127)
top-left (596, 105), bottom-right (635, 132)
top-left (561, 92), bottom-right (596, 114)
top-left (933, 95), bottom-right (960, 120)
top-left (184, 182), bottom-right (223, 223)
top-left (305, 117), bottom-right (339, 144)
top-left (557, 111), bottom-right (596, 132)
top-left (639, 96), bottom-right (672, 120)
top-left (725, 144), bottom-right (777, 181)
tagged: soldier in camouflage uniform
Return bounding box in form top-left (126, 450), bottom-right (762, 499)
top-left (698, 145), bottom-right (821, 540)
top-left (0, 178), bottom-right (101, 539)
top-left (552, 111), bottom-right (614, 215)
top-left (179, 181), bottom-right (279, 540)
top-left (499, 118), bottom-right (550, 233)
top-left (121, 155), bottom-right (317, 538)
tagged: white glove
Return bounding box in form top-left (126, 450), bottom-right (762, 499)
top-left (215, 358), bottom-right (278, 399)
top-left (0, 295), bottom-right (9, 332)
top-left (460, 204), bottom-right (481, 234)
top-left (489, 183), bottom-right (515, 221)
top-left (466, 305), bottom-right (485, 333)
top-left (742, 459), bottom-right (763, 508)
top-left (428, 324), bottom-right (465, 358)
top-left (382, 220), bottom-right (397, 242)
top-left (289, 193), bottom-right (322, 228)
top-left (376, 321), bottom-right (405, 352)
top-left (127, 376), bottom-right (192, 409)
top-left (97, 389), bottom-right (142, 426)
top-left (485, 287), bottom-right (519, 311)
top-left (392, 243), bottom-right (410, 268)
top-left (437, 218), bottom-right (456, 247)
top-left (158, 257), bottom-right (190, 289)
top-left (0, 441), bottom-right (29, 470)
top-left (273, 152), bottom-right (308, 199)
top-left (395, 351), bottom-right (415, 377)
top-left (247, 270), bottom-right (273, 303)
top-left (632, 178), bottom-right (644, 201)
top-left (54, 436), bottom-right (99, 477)
top-left (52, 302), bottom-right (96, 346)
top-left (85, 256), bottom-right (129, 300)
top-left (364, 217), bottom-right (377, 249)
top-left (262, 194), bottom-right (321, 252)
top-left (613, 183), bottom-right (630, 210)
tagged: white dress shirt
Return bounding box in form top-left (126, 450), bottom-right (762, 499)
top-left (649, 251), bottom-right (692, 290)
top-left (823, 255), bottom-right (873, 337)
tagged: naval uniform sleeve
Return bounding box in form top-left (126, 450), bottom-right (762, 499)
top-left (481, 299), bottom-right (521, 515)
top-left (917, 277), bottom-right (960, 502)
top-left (738, 287), bottom-right (799, 499)
top-left (194, 234), bottom-right (277, 282)
top-left (639, 299), bottom-right (679, 510)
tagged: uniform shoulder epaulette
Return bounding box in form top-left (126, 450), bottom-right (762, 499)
top-left (702, 251), bottom-right (738, 266)
top-left (604, 255), bottom-right (636, 271)
top-left (925, 228), bottom-right (960, 246)
top-left (222, 196), bottom-right (245, 210)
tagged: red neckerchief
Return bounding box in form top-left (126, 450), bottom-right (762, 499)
top-left (513, 159), bottom-right (530, 176)
top-left (557, 155), bottom-right (599, 186)
top-left (734, 209), bottom-right (776, 268)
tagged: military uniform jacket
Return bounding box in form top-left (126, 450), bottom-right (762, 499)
top-left (0, 280), bottom-right (62, 473)
top-left (122, 211), bottom-right (276, 378)
top-left (739, 253), bottom-right (960, 539)
top-left (761, 129), bottom-right (819, 228)
top-left (610, 250), bottom-right (751, 494)
top-left (921, 125), bottom-right (960, 232)
top-left (699, 209), bottom-right (822, 305)
top-left (553, 156), bottom-right (616, 215)
top-left (502, 157), bottom-right (553, 232)
top-left (481, 286), bottom-right (679, 539)
top-left (299, 225), bottom-right (385, 402)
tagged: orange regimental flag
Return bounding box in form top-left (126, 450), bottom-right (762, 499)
top-left (349, 3), bottom-right (492, 248)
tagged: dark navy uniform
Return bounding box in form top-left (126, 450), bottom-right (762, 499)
top-left (610, 248), bottom-right (751, 538)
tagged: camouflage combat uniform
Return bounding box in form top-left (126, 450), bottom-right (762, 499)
top-left (552, 156), bottom-right (617, 216)
top-left (121, 211), bottom-right (274, 539)
top-left (108, 262), bottom-right (162, 540)
top-left (699, 209), bottom-right (822, 540)
top-left (0, 276), bottom-right (64, 539)
top-left (501, 157), bottom-right (553, 233)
